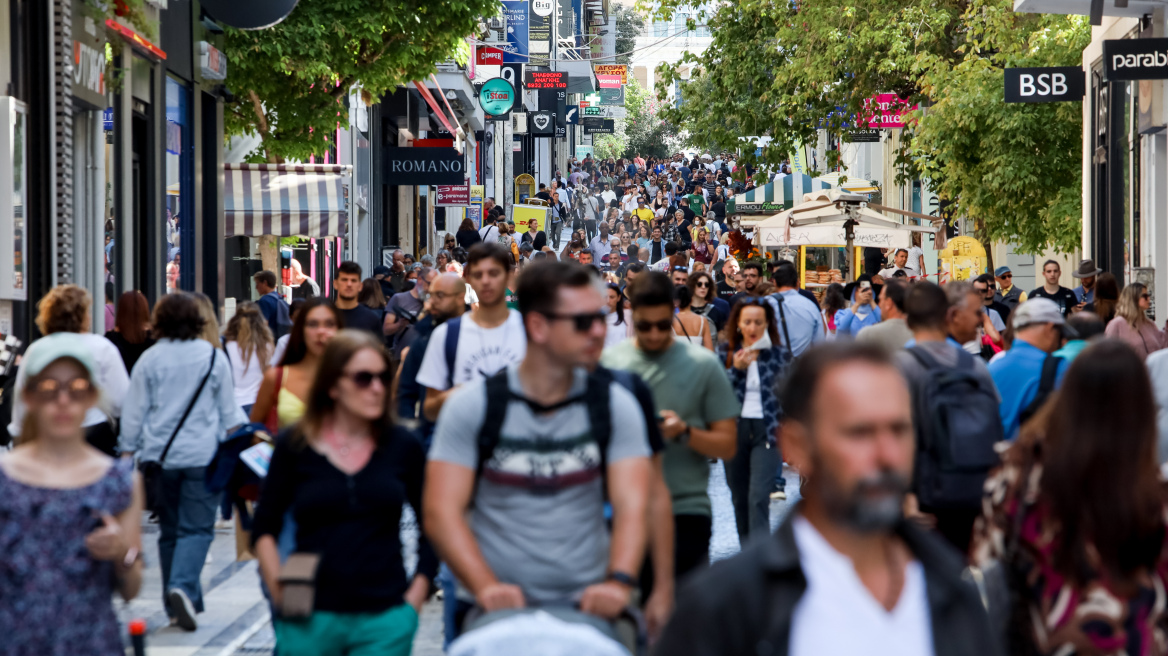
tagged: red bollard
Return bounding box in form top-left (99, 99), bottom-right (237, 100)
top-left (129, 618), bottom-right (147, 656)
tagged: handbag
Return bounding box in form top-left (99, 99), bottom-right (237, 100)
top-left (279, 553), bottom-right (321, 618)
top-left (139, 346), bottom-right (217, 513)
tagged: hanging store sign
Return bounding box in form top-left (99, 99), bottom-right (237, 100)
top-left (1103, 39), bottom-right (1168, 81)
top-left (199, 41), bottom-right (228, 81)
top-left (501, 0), bottom-right (529, 64)
top-left (596, 74), bottom-right (622, 89)
top-left (582, 116), bottom-right (604, 128)
top-left (479, 77), bottom-right (517, 119)
top-left (382, 147), bottom-right (465, 185)
top-left (477, 46), bottom-right (506, 65)
top-left (846, 129), bottom-right (881, 143)
top-left (593, 64), bottom-right (627, 84)
top-left (583, 105), bottom-right (627, 118)
top-left (71, 1), bottom-right (108, 109)
top-left (860, 94), bottom-right (917, 129)
top-left (435, 185), bottom-right (471, 206)
top-left (584, 119), bottom-right (615, 134)
top-left (530, 110), bottom-right (554, 136)
top-left (529, 0), bottom-right (553, 62)
top-left (1004, 67), bottom-right (1084, 103)
top-left (599, 87), bottom-right (624, 106)
top-left (525, 71), bottom-right (568, 89)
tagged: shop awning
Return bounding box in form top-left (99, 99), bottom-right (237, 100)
top-left (728, 174), bottom-right (834, 215)
top-left (224, 164), bottom-right (351, 238)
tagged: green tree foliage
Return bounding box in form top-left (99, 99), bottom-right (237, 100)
top-left (224, 0), bottom-right (497, 162)
top-left (624, 81), bottom-right (680, 158)
top-left (651, 0), bottom-right (1088, 253)
top-left (613, 4), bottom-right (644, 65)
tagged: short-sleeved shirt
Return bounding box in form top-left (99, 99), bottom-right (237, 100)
top-left (600, 339), bottom-right (741, 516)
top-left (416, 310), bottom-right (527, 390)
top-left (340, 304), bottom-right (384, 337)
top-left (429, 364), bottom-right (650, 603)
top-left (1028, 286), bottom-right (1079, 318)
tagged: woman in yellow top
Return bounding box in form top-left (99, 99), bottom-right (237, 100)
top-left (250, 298), bottom-right (342, 431)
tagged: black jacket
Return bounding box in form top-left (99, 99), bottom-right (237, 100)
top-left (654, 513), bottom-right (998, 656)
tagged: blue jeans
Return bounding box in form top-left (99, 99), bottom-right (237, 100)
top-left (439, 564), bottom-right (474, 648)
top-left (723, 418), bottom-right (780, 542)
top-left (158, 466), bottom-right (218, 614)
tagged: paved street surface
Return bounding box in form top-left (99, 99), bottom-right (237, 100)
top-left (122, 463), bottom-right (800, 655)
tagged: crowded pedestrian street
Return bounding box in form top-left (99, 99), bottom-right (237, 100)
top-left (5, 1), bottom-right (1168, 656)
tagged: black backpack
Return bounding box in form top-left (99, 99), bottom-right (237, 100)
top-left (908, 346), bottom-right (1004, 511)
top-left (474, 369), bottom-right (613, 489)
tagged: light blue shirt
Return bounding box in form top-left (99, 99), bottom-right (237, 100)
top-left (834, 306), bottom-right (882, 338)
top-left (764, 290), bottom-right (823, 357)
top-left (988, 340), bottom-right (1070, 441)
top-left (1073, 285), bottom-right (1094, 304)
top-left (119, 339), bottom-right (248, 469)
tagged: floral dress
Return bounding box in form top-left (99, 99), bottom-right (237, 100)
top-left (0, 457), bottom-right (133, 655)
top-left (971, 441), bottom-right (1168, 656)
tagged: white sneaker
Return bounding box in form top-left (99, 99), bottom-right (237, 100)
top-left (167, 588), bottom-right (198, 632)
top-left (770, 489), bottom-right (787, 501)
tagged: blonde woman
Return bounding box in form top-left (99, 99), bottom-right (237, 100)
top-left (223, 302), bottom-right (274, 414)
top-left (1105, 282), bottom-right (1168, 357)
top-left (193, 292), bottom-right (222, 348)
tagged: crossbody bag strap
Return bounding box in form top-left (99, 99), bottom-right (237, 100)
top-left (775, 294), bottom-right (795, 358)
top-left (159, 346), bottom-right (217, 465)
top-left (673, 315), bottom-right (691, 339)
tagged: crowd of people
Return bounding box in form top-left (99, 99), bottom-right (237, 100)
top-left (8, 155), bottom-right (1168, 656)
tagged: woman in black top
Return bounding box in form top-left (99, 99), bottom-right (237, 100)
top-left (104, 291), bottom-right (155, 373)
top-left (455, 218), bottom-right (481, 250)
top-left (253, 330), bottom-right (436, 656)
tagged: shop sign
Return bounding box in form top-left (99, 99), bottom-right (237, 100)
top-left (1004, 67), bottom-right (1084, 103)
top-left (583, 119), bottom-right (615, 134)
top-left (529, 0), bottom-right (553, 61)
top-left (564, 104), bottom-right (578, 124)
top-left (582, 116), bottom-right (604, 128)
top-left (599, 87), bottom-right (624, 106)
top-left (382, 147), bottom-right (465, 185)
top-left (435, 185), bottom-right (470, 206)
top-left (477, 47), bottom-right (506, 65)
top-left (597, 74), bottom-right (622, 89)
top-left (1103, 38), bottom-right (1168, 81)
top-left (199, 41), bottom-right (228, 81)
top-left (593, 64), bottom-right (627, 84)
top-left (501, 0), bottom-right (529, 64)
top-left (72, 1), bottom-right (108, 109)
top-left (479, 77), bottom-right (516, 118)
top-left (103, 107), bottom-right (113, 131)
top-left (846, 129), bottom-right (881, 143)
top-left (525, 71), bottom-right (567, 89)
top-left (583, 105), bottom-right (626, 118)
top-left (860, 94), bottom-right (917, 129)
top-left (530, 110), bottom-right (554, 136)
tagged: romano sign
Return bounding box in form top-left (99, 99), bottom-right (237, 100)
top-left (382, 148), bottom-right (465, 185)
top-left (1104, 38), bottom-right (1168, 81)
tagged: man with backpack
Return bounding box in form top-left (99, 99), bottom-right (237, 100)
top-left (424, 260), bottom-right (653, 637)
top-left (894, 281), bottom-right (1001, 553)
top-left (988, 297), bottom-right (1074, 441)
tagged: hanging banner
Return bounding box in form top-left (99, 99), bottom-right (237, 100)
top-left (599, 86), bottom-right (625, 106)
top-left (593, 64), bottom-right (627, 84)
top-left (468, 185), bottom-right (485, 228)
top-left (435, 185), bottom-right (471, 206)
top-left (596, 74), bottom-right (622, 89)
top-left (529, 0), bottom-right (553, 62)
top-left (501, 0), bottom-right (529, 64)
top-left (860, 94), bottom-right (918, 129)
top-left (789, 143), bottom-right (807, 174)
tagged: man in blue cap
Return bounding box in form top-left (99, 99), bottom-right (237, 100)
top-left (993, 264), bottom-right (1027, 312)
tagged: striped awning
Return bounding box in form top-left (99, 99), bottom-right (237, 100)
top-left (728, 174), bottom-right (835, 215)
top-left (224, 164), bottom-right (351, 238)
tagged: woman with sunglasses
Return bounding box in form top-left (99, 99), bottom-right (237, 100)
top-left (673, 284), bottom-right (714, 351)
top-left (443, 233), bottom-right (457, 252)
top-left (692, 228), bottom-right (715, 268)
top-left (251, 298), bottom-right (343, 433)
top-left (0, 334), bottom-right (145, 655)
top-left (254, 330), bottom-right (436, 656)
top-left (1104, 283), bottom-right (1167, 357)
top-left (687, 271), bottom-right (728, 333)
top-left (717, 299), bottom-right (791, 538)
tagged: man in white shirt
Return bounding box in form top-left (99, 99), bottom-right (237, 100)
top-left (656, 342), bottom-right (997, 656)
top-left (600, 183), bottom-right (617, 207)
top-left (621, 187), bottom-right (640, 215)
top-left (878, 248), bottom-right (911, 278)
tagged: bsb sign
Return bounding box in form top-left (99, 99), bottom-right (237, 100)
top-left (1103, 38), bottom-right (1168, 81)
top-left (1004, 67), bottom-right (1085, 103)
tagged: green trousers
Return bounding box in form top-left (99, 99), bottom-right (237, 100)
top-left (275, 604), bottom-right (419, 656)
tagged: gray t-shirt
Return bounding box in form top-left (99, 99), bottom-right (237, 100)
top-left (857, 318), bottom-right (914, 354)
top-left (894, 339), bottom-right (1000, 402)
top-left (429, 364), bottom-right (650, 603)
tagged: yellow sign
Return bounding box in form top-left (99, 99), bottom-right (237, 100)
top-left (939, 236), bottom-right (987, 282)
top-left (512, 204), bottom-right (549, 234)
top-left (593, 64), bottom-right (628, 85)
top-left (515, 174), bottom-right (536, 205)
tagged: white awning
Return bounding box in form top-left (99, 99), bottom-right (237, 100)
top-left (224, 164), bottom-right (351, 238)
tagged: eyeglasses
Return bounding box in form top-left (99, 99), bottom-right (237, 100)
top-left (345, 369), bottom-right (392, 389)
top-left (999, 273), bottom-right (1012, 279)
top-left (30, 377), bottom-right (93, 403)
top-left (541, 311), bottom-right (607, 332)
top-left (634, 318), bottom-right (674, 333)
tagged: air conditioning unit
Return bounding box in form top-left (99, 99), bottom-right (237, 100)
top-left (488, 16), bottom-right (506, 31)
top-left (513, 112), bottom-right (527, 134)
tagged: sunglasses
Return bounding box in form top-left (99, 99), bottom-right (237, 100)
top-left (634, 319), bottom-right (674, 333)
top-left (30, 377), bottom-right (93, 403)
top-left (345, 369), bottom-right (392, 388)
top-left (696, 281), bottom-right (710, 288)
top-left (999, 273), bottom-right (1012, 279)
top-left (1142, 293), bottom-right (1151, 300)
top-left (542, 311), bottom-right (607, 332)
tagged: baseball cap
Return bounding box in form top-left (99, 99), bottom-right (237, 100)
top-left (993, 266), bottom-right (1011, 277)
top-left (373, 265), bottom-right (392, 277)
top-left (1012, 298), bottom-right (1078, 337)
top-left (21, 333), bottom-right (97, 380)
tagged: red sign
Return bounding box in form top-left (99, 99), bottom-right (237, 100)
top-left (435, 185), bottom-right (470, 206)
top-left (597, 74), bottom-right (622, 89)
top-left (477, 47), bottom-right (506, 65)
top-left (860, 94), bottom-right (919, 129)
top-left (524, 71), bottom-right (567, 89)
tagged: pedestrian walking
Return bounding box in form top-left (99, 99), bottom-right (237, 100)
top-left (254, 330), bottom-right (436, 656)
top-left (1104, 282), bottom-right (1167, 357)
top-left (118, 292), bottom-right (248, 631)
top-left (656, 343), bottom-right (996, 656)
top-left (718, 299), bottom-right (791, 536)
top-left (395, 273), bottom-right (468, 437)
top-left (833, 277), bottom-right (881, 338)
top-left (672, 284), bottom-right (713, 351)
top-left (988, 298), bottom-right (1074, 440)
top-left (765, 263), bottom-right (824, 356)
top-left (456, 218), bottom-right (482, 251)
top-left (973, 340), bottom-right (1168, 656)
top-left (687, 271), bottom-right (729, 333)
top-left (222, 302), bottom-right (274, 415)
top-left (1029, 260), bottom-right (1079, 317)
top-left (334, 261), bottom-right (385, 337)
top-left (8, 284), bottom-right (130, 456)
top-left (1083, 271), bottom-right (1119, 323)
top-left (0, 334), bottom-right (145, 655)
top-left (856, 278), bottom-right (912, 353)
top-left (1070, 258), bottom-right (1102, 304)
top-left (250, 297), bottom-right (342, 432)
top-left (254, 270), bottom-right (293, 339)
top-left (104, 290), bottom-right (156, 374)
top-left (994, 265), bottom-right (1027, 311)
top-left (603, 282), bottom-right (633, 350)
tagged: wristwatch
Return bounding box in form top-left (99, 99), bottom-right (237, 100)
top-left (677, 426), bottom-right (691, 446)
top-left (608, 571), bottom-right (638, 589)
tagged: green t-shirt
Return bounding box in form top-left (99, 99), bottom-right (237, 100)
top-left (505, 288), bottom-right (519, 310)
top-left (600, 339), bottom-right (741, 516)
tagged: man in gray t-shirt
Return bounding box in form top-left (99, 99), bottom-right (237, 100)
top-left (425, 260), bottom-right (653, 627)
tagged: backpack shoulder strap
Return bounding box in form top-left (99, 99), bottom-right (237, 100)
top-left (475, 369), bottom-right (512, 479)
top-left (444, 317), bottom-right (462, 388)
top-left (907, 345), bottom-right (943, 371)
top-left (584, 372), bottom-right (613, 477)
top-left (1037, 355), bottom-right (1062, 397)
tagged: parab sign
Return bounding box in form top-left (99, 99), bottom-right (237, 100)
top-left (1004, 67), bottom-right (1084, 103)
top-left (1104, 38), bottom-right (1168, 81)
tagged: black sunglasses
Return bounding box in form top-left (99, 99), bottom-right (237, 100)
top-left (999, 273), bottom-right (1012, 279)
top-left (542, 311), bottom-right (607, 332)
top-left (634, 318), bottom-right (674, 333)
top-left (345, 369), bottom-right (392, 389)
top-left (30, 377), bottom-right (93, 403)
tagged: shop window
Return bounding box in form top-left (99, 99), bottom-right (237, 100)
top-left (165, 76), bottom-right (192, 293)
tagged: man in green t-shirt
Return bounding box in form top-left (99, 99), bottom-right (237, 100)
top-left (600, 271), bottom-right (739, 581)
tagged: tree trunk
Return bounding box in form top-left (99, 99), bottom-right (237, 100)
top-left (259, 235), bottom-right (280, 277)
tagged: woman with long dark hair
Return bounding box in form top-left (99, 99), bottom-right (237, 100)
top-left (972, 340), bottom-right (1168, 655)
top-left (1085, 272), bottom-right (1120, 325)
top-left (604, 283), bottom-right (632, 349)
top-left (820, 282), bottom-right (848, 339)
top-left (716, 299), bottom-right (791, 536)
top-left (250, 298), bottom-right (342, 433)
top-left (687, 271), bottom-right (726, 333)
top-left (254, 330), bottom-right (436, 655)
top-left (358, 278), bottom-right (387, 310)
top-left (105, 290), bottom-right (156, 373)
top-left (456, 218), bottom-right (482, 250)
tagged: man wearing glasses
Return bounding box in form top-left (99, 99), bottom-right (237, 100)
top-left (993, 265), bottom-right (1027, 312)
top-left (601, 272), bottom-right (739, 587)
